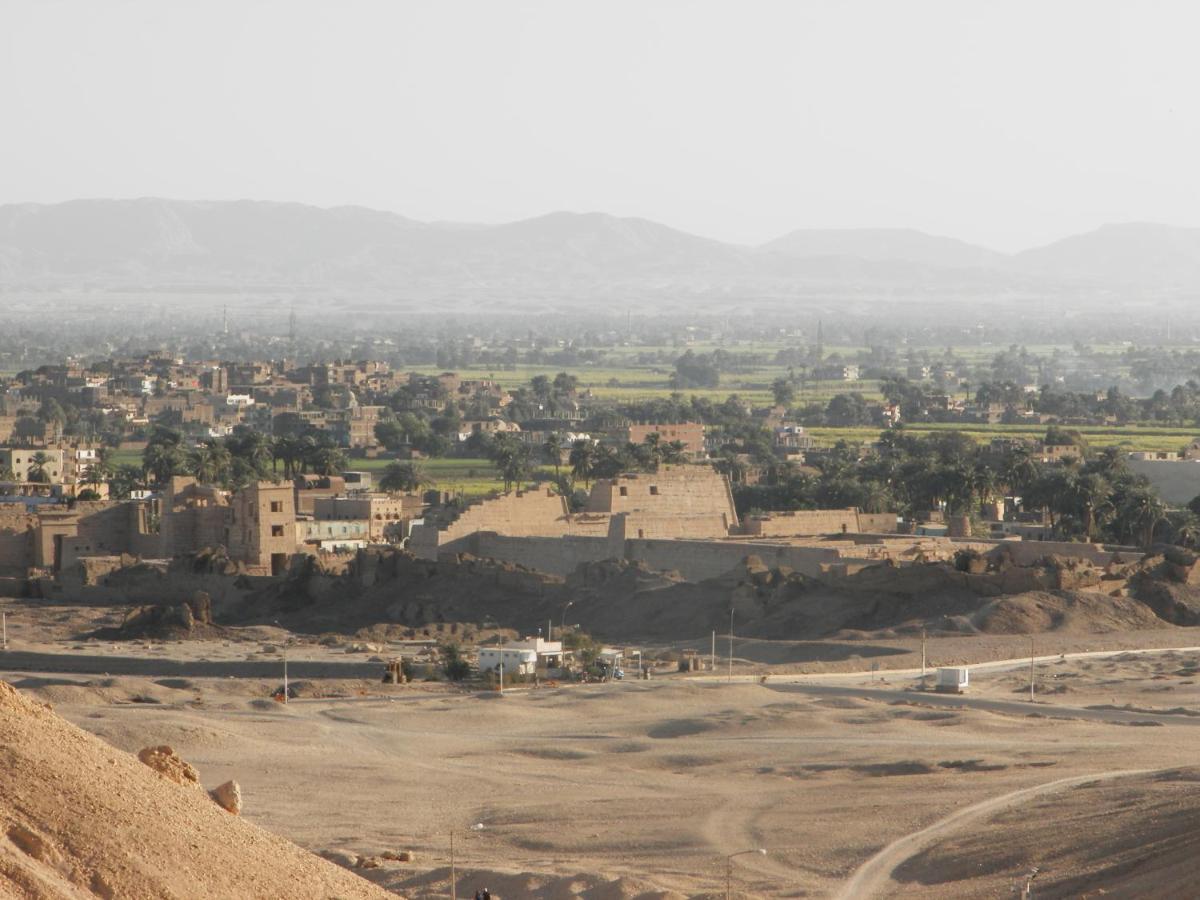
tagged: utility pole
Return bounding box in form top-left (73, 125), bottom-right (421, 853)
top-left (1029, 635), bottom-right (1035, 703)
top-left (499, 634), bottom-right (505, 695)
top-left (711, 630), bottom-right (716, 673)
top-left (449, 829), bottom-right (456, 900)
top-left (283, 649), bottom-right (288, 704)
top-left (727, 608), bottom-right (734, 682)
top-left (921, 628), bottom-right (926, 678)
top-left (2, 612), bottom-right (6, 651)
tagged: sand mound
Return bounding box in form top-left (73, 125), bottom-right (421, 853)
top-left (0, 680), bottom-right (391, 899)
top-left (971, 590), bottom-right (1165, 635)
top-left (388, 865), bottom-right (686, 900)
top-left (892, 768), bottom-right (1200, 898)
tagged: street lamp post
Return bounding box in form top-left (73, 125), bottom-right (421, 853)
top-left (449, 823), bottom-right (486, 900)
top-left (273, 619), bottom-right (288, 704)
top-left (727, 607), bottom-right (734, 682)
top-left (560, 600), bottom-right (574, 637)
top-left (725, 848), bottom-right (767, 899)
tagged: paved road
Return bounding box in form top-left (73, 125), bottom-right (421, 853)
top-left (763, 680), bottom-right (1200, 727)
top-left (694, 643), bottom-right (1200, 685)
top-left (0, 649), bottom-right (381, 680)
top-left (833, 768), bottom-right (1159, 900)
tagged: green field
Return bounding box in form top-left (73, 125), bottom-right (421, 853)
top-left (402, 362), bottom-right (883, 407)
top-left (108, 450), bottom-right (551, 498)
top-left (806, 424), bottom-right (1199, 453)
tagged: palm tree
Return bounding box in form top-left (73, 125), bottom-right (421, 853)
top-left (542, 431), bottom-right (564, 479)
top-left (488, 433), bottom-right (531, 492)
top-left (107, 464), bottom-right (143, 500)
top-left (1067, 472), bottom-right (1112, 541)
top-left (27, 451), bottom-right (52, 483)
top-left (660, 440), bottom-right (687, 465)
top-left (0, 465), bottom-right (16, 482)
top-left (309, 445), bottom-right (347, 477)
top-left (272, 435), bottom-right (301, 478)
top-left (238, 432), bottom-right (274, 478)
top-left (1001, 446), bottom-right (1039, 497)
top-left (143, 432), bottom-right (185, 485)
top-left (1115, 488), bottom-right (1167, 549)
top-left (188, 440), bottom-right (232, 484)
top-left (568, 439), bottom-right (596, 490)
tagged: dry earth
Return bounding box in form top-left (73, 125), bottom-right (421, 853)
top-left (6, 597), bottom-right (1200, 897)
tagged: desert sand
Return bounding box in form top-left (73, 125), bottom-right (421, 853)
top-left (6, 594), bottom-right (1200, 898)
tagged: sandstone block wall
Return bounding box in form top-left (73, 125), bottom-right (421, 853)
top-left (410, 488), bottom-right (571, 559)
top-left (619, 512), bottom-right (732, 540)
top-left (743, 509), bottom-right (861, 536)
top-left (858, 513), bottom-right (899, 533)
top-left (585, 466), bottom-right (737, 526)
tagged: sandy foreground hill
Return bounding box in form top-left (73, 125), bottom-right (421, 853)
top-left (0, 680), bottom-right (390, 900)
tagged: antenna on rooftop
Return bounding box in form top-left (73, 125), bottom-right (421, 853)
top-left (222, 306), bottom-right (229, 336)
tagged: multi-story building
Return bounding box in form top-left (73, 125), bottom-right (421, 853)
top-left (226, 481), bottom-right (297, 576)
top-left (0, 448), bottom-right (66, 483)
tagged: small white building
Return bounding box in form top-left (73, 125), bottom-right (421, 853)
top-left (477, 647), bottom-right (538, 675)
top-left (506, 637), bottom-right (566, 667)
top-left (935, 667), bottom-right (969, 694)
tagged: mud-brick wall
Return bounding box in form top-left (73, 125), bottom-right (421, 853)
top-left (74, 503), bottom-right (134, 556)
top-left (0, 509), bottom-right (34, 573)
top-left (627, 539), bottom-right (842, 580)
top-left (466, 532), bottom-right (619, 576)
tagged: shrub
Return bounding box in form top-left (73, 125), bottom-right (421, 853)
top-left (440, 643), bottom-right (472, 681)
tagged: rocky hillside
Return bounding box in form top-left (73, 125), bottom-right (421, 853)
top-left (0, 680), bottom-right (391, 899)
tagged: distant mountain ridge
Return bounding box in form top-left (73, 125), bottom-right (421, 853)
top-left (1, 198), bottom-right (1198, 299)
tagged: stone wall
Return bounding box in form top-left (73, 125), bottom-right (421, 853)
top-left (991, 538), bottom-right (1140, 568)
top-left (743, 509), bottom-right (861, 536)
top-left (470, 532), bottom-right (621, 576)
top-left (410, 488), bottom-right (570, 558)
top-left (742, 509), bottom-right (899, 536)
top-left (858, 513), bottom-right (899, 533)
top-left (620, 512), bottom-right (732, 540)
top-left (627, 539), bottom-right (842, 580)
top-left (459, 531), bottom-right (845, 580)
top-left (0, 507), bottom-right (33, 574)
top-left (585, 466), bottom-right (737, 526)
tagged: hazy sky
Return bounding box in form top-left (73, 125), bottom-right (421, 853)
top-left (2, 1), bottom-right (1199, 251)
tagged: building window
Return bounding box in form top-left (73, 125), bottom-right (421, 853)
top-left (270, 501), bottom-right (283, 513)
top-left (619, 486), bottom-right (628, 496)
top-left (649, 485), bottom-right (659, 495)
top-left (271, 525), bottom-right (285, 537)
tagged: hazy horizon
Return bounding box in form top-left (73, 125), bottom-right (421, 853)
top-left (5, 1), bottom-right (1200, 253)
top-left (7, 194), bottom-right (1200, 255)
